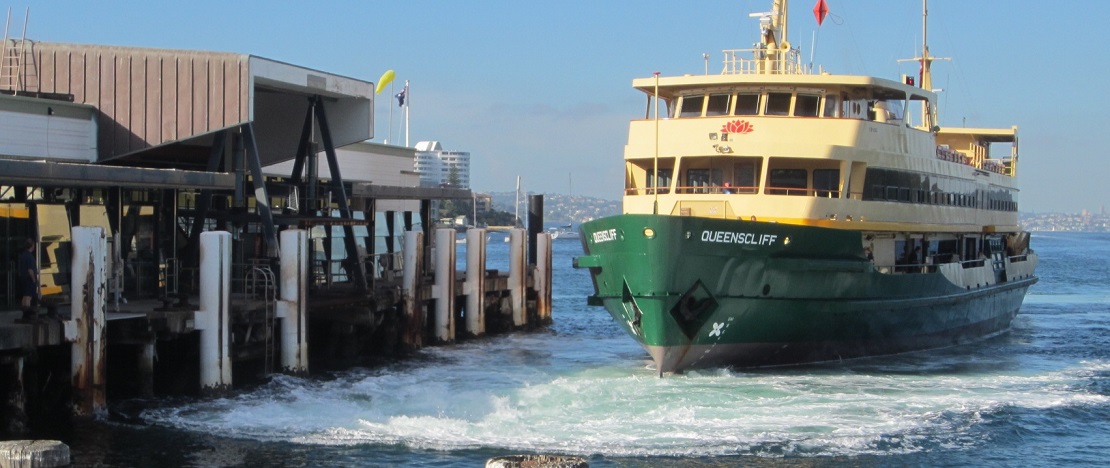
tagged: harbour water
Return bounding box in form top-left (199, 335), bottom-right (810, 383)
top-left (59, 232), bottom-right (1109, 466)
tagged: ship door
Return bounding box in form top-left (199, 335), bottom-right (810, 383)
top-left (962, 235), bottom-right (979, 262)
top-left (986, 236), bottom-right (1007, 283)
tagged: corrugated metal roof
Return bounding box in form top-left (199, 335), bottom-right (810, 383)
top-left (3, 41), bottom-right (374, 168)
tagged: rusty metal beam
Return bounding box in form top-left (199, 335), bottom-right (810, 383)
top-left (314, 96), bottom-right (367, 292)
top-left (0, 159), bottom-right (234, 190)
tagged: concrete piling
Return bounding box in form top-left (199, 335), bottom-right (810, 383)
top-left (276, 229), bottom-right (309, 375)
top-left (464, 228), bottom-right (487, 337)
top-left (65, 226), bottom-right (107, 417)
top-left (433, 228), bottom-right (456, 344)
top-left (508, 228), bottom-right (528, 327)
top-left (536, 232), bottom-right (553, 324)
top-left (195, 231), bottom-right (232, 394)
top-left (401, 230), bottom-right (425, 349)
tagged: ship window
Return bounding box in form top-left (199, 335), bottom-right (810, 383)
top-left (648, 168), bottom-right (673, 194)
top-left (732, 160), bottom-right (761, 193)
top-left (706, 94), bottom-right (731, 116)
top-left (679, 95), bottom-right (705, 117)
top-left (813, 169), bottom-right (840, 197)
top-left (766, 93), bottom-right (792, 116)
top-left (685, 168), bottom-right (720, 194)
top-left (767, 168), bottom-right (807, 195)
top-left (823, 95), bottom-right (840, 117)
top-left (735, 93), bottom-right (760, 115)
top-left (795, 94), bottom-right (820, 117)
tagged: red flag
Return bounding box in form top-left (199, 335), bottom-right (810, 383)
top-left (813, 0), bottom-right (829, 26)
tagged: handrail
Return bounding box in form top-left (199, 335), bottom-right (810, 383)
top-left (764, 186), bottom-right (840, 198)
top-left (623, 186), bottom-right (842, 197)
top-left (722, 48), bottom-right (811, 75)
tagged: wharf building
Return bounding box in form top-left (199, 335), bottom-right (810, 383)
top-left (0, 39), bottom-right (552, 437)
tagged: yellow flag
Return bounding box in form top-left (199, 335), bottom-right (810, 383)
top-left (375, 70), bottom-right (395, 95)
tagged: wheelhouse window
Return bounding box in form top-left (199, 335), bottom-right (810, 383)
top-left (822, 95), bottom-right (840, 117)
top-left (735, 93), bottom-right (760, 115)
top-left (766, 92), bottom-right (792, 116)
top-left (705, 94), bottom-right (731, 116)
top-left (679, 95), bottom-right (704, 117)
top-left (795, 94), bottom-right (820, 117)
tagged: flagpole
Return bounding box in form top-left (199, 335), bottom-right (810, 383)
top-left (387, 81), bottom-right (394, 144)
top-left (404, 80), bottom-right (411, 147)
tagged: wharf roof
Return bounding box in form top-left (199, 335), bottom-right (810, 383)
top-left (3, 41), bottom-right (374, 170)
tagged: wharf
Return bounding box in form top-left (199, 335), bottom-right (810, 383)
top-left (0, 40), bottom-right (555, 437)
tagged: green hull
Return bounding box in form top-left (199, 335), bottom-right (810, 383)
top-left (574, 214), bottom-right (1037, 373)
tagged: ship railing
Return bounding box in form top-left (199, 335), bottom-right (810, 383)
top-left (674, 185), bottom-right (760, 195)
top-left (625, 187), bottom-right (671, 195)
top-left (722, 48), bottom-right (811, 75)
top-left (889, 262), bottom-right (940, 274)
top-left (958, 258), bottom-right (988, 269)
top-left (370, 251), bottom-right (403, 283)
top-left (764, 186), bottom-right (840, 198)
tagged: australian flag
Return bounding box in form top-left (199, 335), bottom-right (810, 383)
top-left (395, 87), bottom-right (407, 107)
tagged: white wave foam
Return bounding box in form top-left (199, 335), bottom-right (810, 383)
top-left (141, 350), bottom-right (1110, 458)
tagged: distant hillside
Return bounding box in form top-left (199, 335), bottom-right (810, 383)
top-left (486, 192), bottom-right (620, 224)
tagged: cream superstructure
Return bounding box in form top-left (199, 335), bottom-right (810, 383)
top-left (621, 0), bottom-right (1021, 266)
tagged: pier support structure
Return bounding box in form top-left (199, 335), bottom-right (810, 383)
top-left (65, 226), bottom-right (107, 417)
top-left (195, 231), bottom-right (231, 394)
top-left (432, 228), bottom-right (456, 344)
top-left (401, 230), bottom-right (425, 349)
top-left (508, 228), bottom-right (527, 327)
top-left (276, 229), bottom-right (309, 375)
top-left (536, 232), bottom-right (553, 324)
top-left (463, 227), bottom-right (487, 337)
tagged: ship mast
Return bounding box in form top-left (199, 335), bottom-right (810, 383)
top-left (919, 0), bottom-right (932, 93)
top-left (753, 0), bottom-right (792, 74)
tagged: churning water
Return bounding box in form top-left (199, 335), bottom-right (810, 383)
top-left (67, 232), bottom-right (1110, 466)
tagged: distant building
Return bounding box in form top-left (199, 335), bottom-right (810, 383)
top-left (414, 141), bottom-right (470, 188)
top-left (474, 193), bottom-right (492, 213)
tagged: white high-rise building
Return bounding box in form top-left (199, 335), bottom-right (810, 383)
top-left (413, 141), bottom-right (471, 188)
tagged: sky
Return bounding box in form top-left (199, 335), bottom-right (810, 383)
top-left (8, 0), bottom-right (1109, 213)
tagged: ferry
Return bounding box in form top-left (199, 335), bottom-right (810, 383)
top-left (549, 224), bottom-right (581, 240)
top-left (573, 0), bottom-right (1038, 374)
